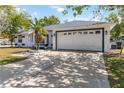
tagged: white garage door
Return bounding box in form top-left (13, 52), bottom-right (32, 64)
top-left (56, 29), bottom-right (103, 51)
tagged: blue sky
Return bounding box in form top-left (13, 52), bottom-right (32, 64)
top-left (16, 5), bottom-right (110, 23)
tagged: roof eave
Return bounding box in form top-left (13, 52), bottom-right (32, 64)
top-left (46, 23), bottom-right (117, 31)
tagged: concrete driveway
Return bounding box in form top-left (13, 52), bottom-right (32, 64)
top-left (0, 50), bottom-right (110, 88)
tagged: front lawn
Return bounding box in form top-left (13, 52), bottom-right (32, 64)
top-left (0, 56), bottom-right (27, 65)
top-left (0, 48), bottom-right (30, 59)
top-left (0, 48), bottom-right (31, 65)
top-left (104, 52), bottom-right (124, 88)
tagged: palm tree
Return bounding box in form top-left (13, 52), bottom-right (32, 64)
top-left (31, 18), bottom-right (47, 49)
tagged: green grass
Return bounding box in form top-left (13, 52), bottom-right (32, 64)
top-left (104, 55), bottom-right (124, 88)
top-left (0, 56), bottom-right (27, 65)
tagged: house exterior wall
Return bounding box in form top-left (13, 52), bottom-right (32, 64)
top-left (52, 30), bottom-right (56, 50)
top-left (14, 37), bottom-right (18, 46)
top-left (50, 25), bottom-right (113, 52)
top-left (14, 33), bottom-right (35, 47)
top-left (27, 33), bottom-right (35, 47)
top-left (104, 28), bottom-right (111, 52)
top-left (47, 31), bottom-right (53, 48)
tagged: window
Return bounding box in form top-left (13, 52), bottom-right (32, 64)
top-left (22, 36), bottom-right (25, 38)
top-left (89, 32), bottom-right (93, 34)
top-left (64, 33), bottom-right (67, 35)
top-left (68, 32), bottom-right (71, 35)
top-left (51, 44), bottom-right (53, 46)
top-left (18, 39), bottom-right (22, 43)
top-left (105, 31), bottom-right (108, 35)
top-left (84, 32), bottom-right (87, 34)
top-left (22, 43), bottom-right (25, 46)
top-left (51, 35), bottom-right (53, 37)
top-left (95, 31), bottom-right (100, 34)
top-left (78, 32), bottom-right (82, 34)
top-left (15, 36), bottom-right (17, 38)
top-left (73, 32), bottom-right (77, 35)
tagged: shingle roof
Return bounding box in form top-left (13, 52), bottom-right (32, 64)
top-left (45, 21), bottom-right (105, 30)
top-left (17, 29), bottom-right (34, 35)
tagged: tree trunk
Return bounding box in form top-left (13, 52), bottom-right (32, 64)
top-left (10, 38), bottom-right (13, 47)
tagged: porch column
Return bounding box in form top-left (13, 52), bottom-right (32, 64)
top-left (52, 30), bottom-right (56, 50)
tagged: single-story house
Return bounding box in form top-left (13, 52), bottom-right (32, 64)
top-left (0, 37), bottom-right (11, 47)
top-left (14, 21), bottom-right (116, 52)
top-left (111, 35), bottom-right (124, 49)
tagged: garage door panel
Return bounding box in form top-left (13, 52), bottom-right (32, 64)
top-left (57, 30), bottom-right (102, 51)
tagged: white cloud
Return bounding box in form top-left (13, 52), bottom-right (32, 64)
top-left (50, 6), bottom-right (65, 13)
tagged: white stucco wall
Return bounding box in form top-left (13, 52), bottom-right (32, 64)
top-left (14, 33), bottom-right (35, 47)
top-left (52, 30), bottom-right (56, 50)
top-left (104, 28), bottom-right (111, 52)
top-left (47, 31), bottom-right (53, 48)
top-left (50, 24), bottom-right (115, 52)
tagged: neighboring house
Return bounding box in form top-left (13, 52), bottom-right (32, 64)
top-left (0, 37), bottom-right (11, 47)
top-left (111, 35), bottom-right (124, 49)
top-left (14, 29), bottom-right (36, 47)
top-left (14, 21), bottom-right (116, 52)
